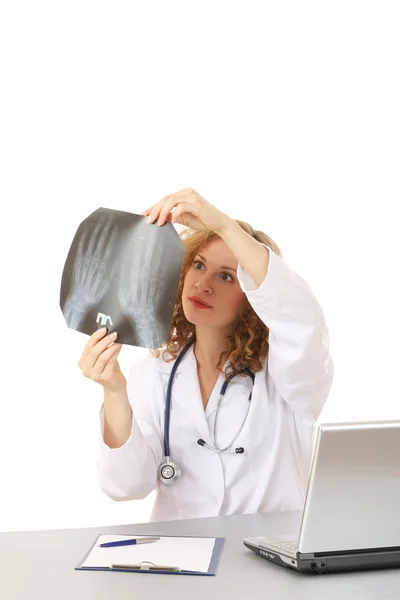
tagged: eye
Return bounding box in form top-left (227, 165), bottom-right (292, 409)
top-left (193, 260), bottom-right (235, 282)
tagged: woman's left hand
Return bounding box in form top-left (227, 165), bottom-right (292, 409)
top-left (142, 188), bottom-right (230, 233)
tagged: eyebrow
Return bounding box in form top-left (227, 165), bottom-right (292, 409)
top-left (196, 254), bottom-right (236, 272)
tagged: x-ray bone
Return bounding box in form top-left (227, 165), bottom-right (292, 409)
top-left (60, 207), bottom-right (185, 349)
top-left (61, 212), bottom-right (118, 330)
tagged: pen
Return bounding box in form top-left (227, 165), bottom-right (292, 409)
top-left (99, 537), bottom-right (160, 548)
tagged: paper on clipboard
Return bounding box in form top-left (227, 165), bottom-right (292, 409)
top-left (78, 534), bottom-right (222, 574)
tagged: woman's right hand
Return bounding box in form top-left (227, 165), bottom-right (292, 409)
top-left (78, 327), bottom-right (126, 393)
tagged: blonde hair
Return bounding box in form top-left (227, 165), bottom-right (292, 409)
top-left (151, 220), bottom-right (283, 380)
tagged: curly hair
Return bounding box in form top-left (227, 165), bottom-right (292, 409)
top-left (151, 220), bottom-right (283, 380)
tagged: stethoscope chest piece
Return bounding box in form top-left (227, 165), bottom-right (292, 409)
top-left (158, 458), bottom-right (181, 485)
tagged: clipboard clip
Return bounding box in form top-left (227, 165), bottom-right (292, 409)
top-left (111, 561), bottom-right (181, 572)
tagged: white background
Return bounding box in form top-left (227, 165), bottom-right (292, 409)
top-left (1, 1), bottom-right (399, 532)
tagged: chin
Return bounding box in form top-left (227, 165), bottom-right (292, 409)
top-left (182, 306), bottom-right (206, 325)
top-left (183, 301), bottom-right (234, 329)
top-left (182, 299), bottom-right (214, 325)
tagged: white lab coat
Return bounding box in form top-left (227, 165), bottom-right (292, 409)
top-left (97, 245), bottom-right (334, 522)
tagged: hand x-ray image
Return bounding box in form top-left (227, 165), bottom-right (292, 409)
top-left (59, 207), bottom-right (185, 349)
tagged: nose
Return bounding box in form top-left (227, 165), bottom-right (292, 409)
top-left (194, 272), bottom-right (212, 293)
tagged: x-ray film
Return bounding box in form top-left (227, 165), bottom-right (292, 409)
top-left (60, 207), bottom-right (185, 349)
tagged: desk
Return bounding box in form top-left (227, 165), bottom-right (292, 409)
top-left (1, 510), bottom-right (399, 599)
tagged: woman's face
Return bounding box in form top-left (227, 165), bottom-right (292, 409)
top-left (182, 239), bottom-right (248, 329)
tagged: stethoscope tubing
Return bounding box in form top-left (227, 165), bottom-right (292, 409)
top-left (163, 340), bottom-right (255, 457)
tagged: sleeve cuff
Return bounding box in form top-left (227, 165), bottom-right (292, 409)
top-left (237, 243), bottom-right (313, 299)
top-left (237, 243), bottom-right (273, 293)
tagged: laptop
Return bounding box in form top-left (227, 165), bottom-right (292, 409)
top-left (243, 420), bottom-right (400, 573)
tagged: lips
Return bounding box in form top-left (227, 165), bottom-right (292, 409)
top-left (189, 296), bottom-right (212, 309)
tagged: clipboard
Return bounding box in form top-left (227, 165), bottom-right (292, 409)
top-left (75, 534), bottom-right (225, 576)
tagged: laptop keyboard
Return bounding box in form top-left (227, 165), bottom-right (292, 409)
top-left (263, 541), bottom-right (298, 555)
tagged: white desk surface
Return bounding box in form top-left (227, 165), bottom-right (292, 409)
top-left (1, 510), bottom-right (399, 599)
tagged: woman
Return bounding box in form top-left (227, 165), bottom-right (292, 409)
top-left (78, 188), bottom-right (334, 522)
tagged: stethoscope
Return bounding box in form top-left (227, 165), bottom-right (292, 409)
top-left (157, 340), bottom-right (255, 485)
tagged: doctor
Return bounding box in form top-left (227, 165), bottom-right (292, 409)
top-left (78, 188), bottom-right (334, 522)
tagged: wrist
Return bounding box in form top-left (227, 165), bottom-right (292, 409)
top-left (103, 385), bottom-right (129, 404)
top-left (214, 213), bottom-right (237, 236)
top-left (215, 214), bottom-right (239, 237)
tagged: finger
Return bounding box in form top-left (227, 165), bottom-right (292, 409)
top-left (146, 190), bottom-right (191, 224)
top-left (170, 202), bottom-right (192, 224)
top-left (90, 343), bottom-right (122, 381)
top-left (157, 196), bottom-right (183, 226)
top-left (79, 327), bottom-right (108, 367)
top-left (87, 331), bottom-right (119, 370)
top-left (147, 196), bottom-right (171, 223)
top-left (145, 199), bottom-right (165, 224)
top-left (142, 207), bottom-right (152, 216)
top-left (100, 347), bottom-right (122, 382)
top-left (80, 341), bottom-right (118, 379)
top-left (146, 192), bottom-right (182, 224)
top-left (82, 331), bottom-right (119, 370)
top-left (95, 343), bottom-right (122, 379)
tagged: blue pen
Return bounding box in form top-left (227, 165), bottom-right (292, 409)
top-left (99, 537), bottom-right (160, 548)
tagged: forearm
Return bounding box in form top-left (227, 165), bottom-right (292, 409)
top-left (98, 386), bottom-right (160, 501)
top-left (217, 217), bottom-right (270, 288)
top-left (103, 388), bottom-right (133, 449)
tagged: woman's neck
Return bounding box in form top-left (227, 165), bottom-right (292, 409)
top-left (193, 326), bottom-right (231, 371)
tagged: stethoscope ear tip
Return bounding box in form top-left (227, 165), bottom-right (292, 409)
top-left (197, 439), bottom-right (245, 454)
